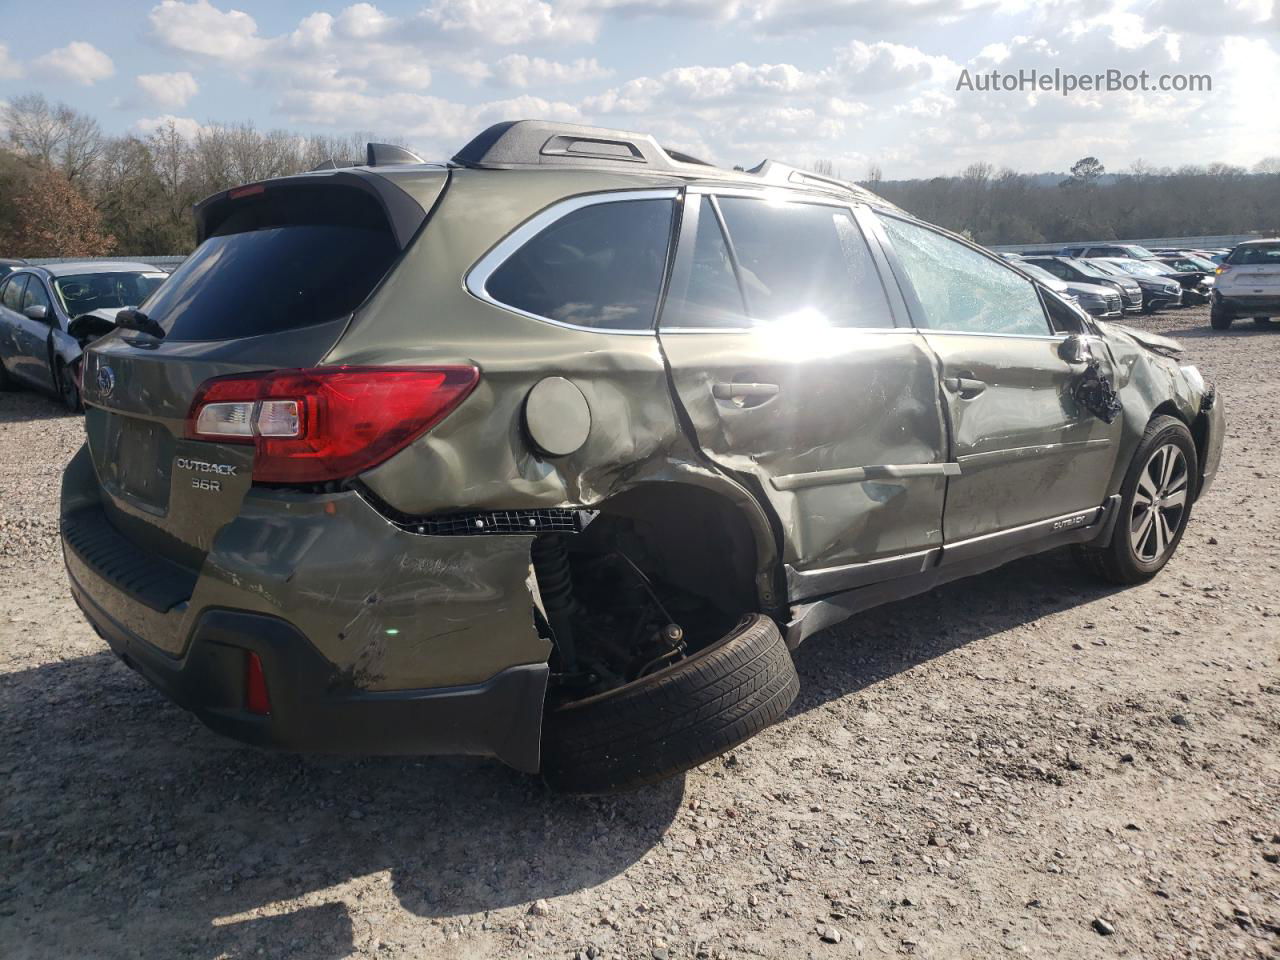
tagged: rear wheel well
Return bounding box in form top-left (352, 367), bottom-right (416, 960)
top-left (535, 484), bottom-right (769, 699)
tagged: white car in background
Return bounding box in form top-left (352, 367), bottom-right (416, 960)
top-left (1211, 239), bottom-right (1280, 330)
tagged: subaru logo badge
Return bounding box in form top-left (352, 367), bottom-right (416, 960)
top-left (96, 364), bottom-right (116, 398)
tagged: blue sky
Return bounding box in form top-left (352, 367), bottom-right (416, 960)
top-left (1, 0), bottom-right (1277, 178)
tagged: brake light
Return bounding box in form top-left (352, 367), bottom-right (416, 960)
top-left (187, 366), bottom-right (479, 483)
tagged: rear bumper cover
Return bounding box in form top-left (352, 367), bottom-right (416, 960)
top-left (1213, 290), bottom-right (1280, 314)
top-left (68, 568), bottom-right (548, 772)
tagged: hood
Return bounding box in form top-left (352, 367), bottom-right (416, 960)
top-left (1101, 322), bottom-right (1184, 357)
top-left (1065, 281), bottom-right (1118, 299)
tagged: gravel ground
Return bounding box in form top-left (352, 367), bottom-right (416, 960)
top-left (1, 303), bottom-right (1277, 960)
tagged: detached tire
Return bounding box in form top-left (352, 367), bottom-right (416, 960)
top-left (542, 613), bottom-right (798, 795)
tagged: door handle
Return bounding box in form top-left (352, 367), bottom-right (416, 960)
top-left (944, 376), bottom-right (987, 398)
top-left (712, 381), bottom-right (780, 405)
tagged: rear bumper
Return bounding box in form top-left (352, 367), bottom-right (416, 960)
top-left (1213, 290), bottom-right (1280, 314)
top-left (68, 568), bottom-right (548, 772)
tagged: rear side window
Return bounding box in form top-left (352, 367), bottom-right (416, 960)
top-left (879, 215), bottom-right (1050, 336)
top-left (1227, 242), bottom-right (1280, 265)
top-left (142, 188), bottom-right (400, 342)
top-left (661, 197), bottom-right (749, 329)
top-left (2, 275), bottom-right (27, 312)
top-left (714, 197), bottom-right (893, 328)
top-left (484, 198), bottom-right (674, 331)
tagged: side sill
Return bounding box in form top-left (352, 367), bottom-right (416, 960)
top-left (785, 495), bottom-right (1121, 648)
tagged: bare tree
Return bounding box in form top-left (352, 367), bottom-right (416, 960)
top-left (2, 93), bottom-right (102, 181)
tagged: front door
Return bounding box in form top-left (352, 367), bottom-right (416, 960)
top-left (873, 213), bottom-right (1122, 550)
top-left (659, 193), bottom-right (950, 599)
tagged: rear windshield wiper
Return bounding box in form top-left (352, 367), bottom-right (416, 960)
top-left (115, 309), bottom-right (166, 339)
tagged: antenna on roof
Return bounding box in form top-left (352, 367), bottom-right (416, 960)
top-left (366, 143), bottom-right (424, 167)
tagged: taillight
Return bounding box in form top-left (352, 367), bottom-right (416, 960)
top-left (187, 366), bottom-right (479, 483)
top-left (1215, 265), bottom-right (1229, 275)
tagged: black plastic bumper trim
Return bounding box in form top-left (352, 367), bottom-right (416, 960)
top-left (69, 572), bottom-right (549, 772)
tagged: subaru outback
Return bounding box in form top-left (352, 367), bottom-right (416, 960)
top-left (61, 121), bottom-right (1224, 793)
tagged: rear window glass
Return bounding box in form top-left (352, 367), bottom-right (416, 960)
top-left (1227, 243), bottom-right (1280, 265)
top-left (142, 188), bottom-right (399, 342)
top-left (484, 198), bottom-right (674, 330)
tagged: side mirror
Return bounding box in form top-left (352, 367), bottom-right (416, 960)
top-left (23, 304), bottom-right (48, 322)
top-left (1059, 334), bottom-right (1093, 365)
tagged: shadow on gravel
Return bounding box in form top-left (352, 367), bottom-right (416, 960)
top-left (1, 548), bottom-right (1120, 959)
top-left (0, 390), bottom-right (78, 424)
top-left (0, 650), bottom-right (684, 958)
top-left (1156, 318), bottom-right (1279, 339)
top-left (789, 546), bottom-right (1124, 717)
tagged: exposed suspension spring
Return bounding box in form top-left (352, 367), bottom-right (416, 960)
top-left (531, 534), bottom-right (578, 671)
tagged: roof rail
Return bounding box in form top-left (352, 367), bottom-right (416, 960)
top-left (453, 120), bottom-right (713, 173)
top-left (747, 159), bottom-right (900, 210)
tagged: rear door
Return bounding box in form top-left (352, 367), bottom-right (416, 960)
top-left (0, 274), bottom-right (29, 382)
top-left (874, 213), bottom-right (1122, 554)
top-left (659, 192), bottom-right (949, 598)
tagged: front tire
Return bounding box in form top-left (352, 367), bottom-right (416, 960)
top-left (1210, 304), bottom-right (1234, 330)
top-left (55, 361), bottom-right (81, 412)
top-left (1074, 415), bottom-right (1197, 585)
top-left (542, 613), bottom-right (798, 794)
top-left (1253, 317), bottom-right (1273, 327)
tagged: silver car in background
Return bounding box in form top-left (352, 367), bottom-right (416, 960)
top-left (0, 261), bottom-right (167, 409)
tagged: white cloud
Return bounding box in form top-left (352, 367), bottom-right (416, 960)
top-left (149, 0), bottom-right (266, 60)
top-left (0, 43), bottom-right (22, 80)
top-left (135, 71), bottom-right (199, 108)
top-left (424, 0), bottom-right (600, 44)
top-left (134, 114), bottom-right (209, 140)
top-left (488, 54), bottom-right (612, 87)
top-left (32, 41), bottom-right (115, 86)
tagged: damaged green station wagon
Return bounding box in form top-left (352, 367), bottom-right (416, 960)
top-left (62, 121), bottom-right (1224, 793)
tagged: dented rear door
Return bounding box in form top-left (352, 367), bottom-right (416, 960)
top-left (658, 192), bottom-right (949, 596)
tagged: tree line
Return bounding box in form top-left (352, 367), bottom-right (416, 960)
top-left (2, 92), bottom-right (1278, 257)
top-left (0, 94), bottom-right (387, 258)
top-left (861, 155), bottom-right (1280, 245)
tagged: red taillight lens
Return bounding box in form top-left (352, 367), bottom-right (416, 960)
top-left (187, 366), bottom-right (479, 483)
top-left (245, 651), bottom-right (271, 716)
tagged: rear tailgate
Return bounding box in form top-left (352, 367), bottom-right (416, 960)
top-left (69, 168), bottom-right (443, 579)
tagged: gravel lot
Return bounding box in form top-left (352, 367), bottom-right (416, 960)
top-left (1, 303), bottom-right (1277, 960)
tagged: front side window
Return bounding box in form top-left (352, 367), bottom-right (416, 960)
top-left (878, 215), bottom-right (1050, 336)
top-left (2, 275), bottom-right (27, 312)
top-left (484, 197), bottom-right (674, 331)
top-left (21, 278), bottom-right (53, 316)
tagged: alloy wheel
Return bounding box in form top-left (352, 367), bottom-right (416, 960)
top-left (1129, 443), bottom-right (1189, 563)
